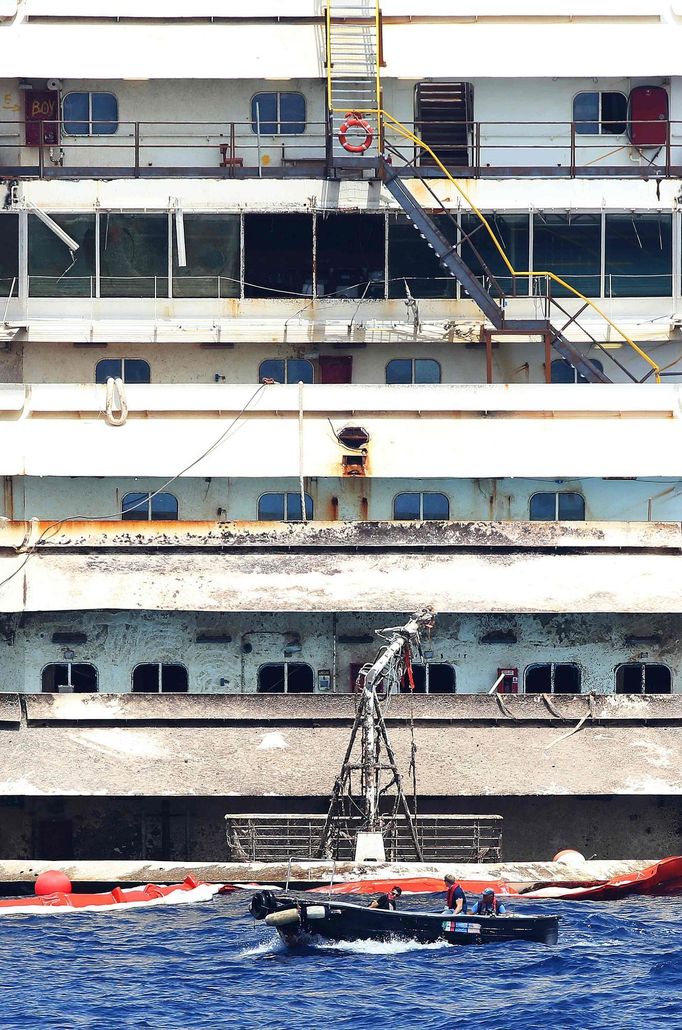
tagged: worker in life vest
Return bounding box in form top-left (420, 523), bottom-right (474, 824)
top-left (471, 887), bottom-right (507, 916)
top-left (442, 873), bottom-right (467, 915)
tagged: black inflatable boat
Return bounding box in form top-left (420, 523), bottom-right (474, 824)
top-left (249, 891), bottom-right (559, 948)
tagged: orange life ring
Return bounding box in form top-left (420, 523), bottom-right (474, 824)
top-left (338, 113), bottom-right (374, 154)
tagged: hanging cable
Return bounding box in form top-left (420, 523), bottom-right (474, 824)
top-left (0, 382), bottom-right (267, 595)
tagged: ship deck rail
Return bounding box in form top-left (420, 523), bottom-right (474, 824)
top-left (3, 118), bottom-right (682, 179)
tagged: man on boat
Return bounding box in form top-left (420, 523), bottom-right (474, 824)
top-left (443, 873), bottom-right (467, 914)
top-left (369, 886), bottom-right (402, 910)
top-left (471, 887), bottom-right (506, 916)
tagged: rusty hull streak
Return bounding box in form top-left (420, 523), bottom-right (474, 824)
top-left (0, 519), bottom-right (680, 551)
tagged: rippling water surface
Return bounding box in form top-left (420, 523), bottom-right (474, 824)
top-left (0, 893), bottom-right (680, 1029)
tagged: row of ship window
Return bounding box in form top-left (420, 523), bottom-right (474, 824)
top-left (54, 90), bottom-right (645, 140)
top-left (59, 91), bottom-right (306, 136)
top-left (94, 358), bottom-right (596, 386)
top-left (5, 209), bottom-right (674, 302)
top-left (120, 491), bottom-right (586, 522)
top-left (40, 661), bottom-right (673, 694)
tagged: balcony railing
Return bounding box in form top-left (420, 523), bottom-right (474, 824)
top-left (10, 272), bottom-right (676, 303)
top-left (0, 118), bottom-right (680, 178)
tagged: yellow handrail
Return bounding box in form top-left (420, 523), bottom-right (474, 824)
top-left (377, 110), bottom-right (661, 382)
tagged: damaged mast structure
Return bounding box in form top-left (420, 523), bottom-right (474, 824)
top-left (317, 606), bottom-right (435, 862)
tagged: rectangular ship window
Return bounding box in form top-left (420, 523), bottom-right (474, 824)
top-left (173, 214), bottom-right (240, 299)
top-left (28, 213), bottom-right (96, 298)
top-left (244, 214), bottom-right (312, 298)
top-left (100, 213), bottom-right (168, 298)
top-left (605, 214), bottom-right (672, 298)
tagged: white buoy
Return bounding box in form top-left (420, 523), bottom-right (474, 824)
top-left (553, 849), bottom-right (587, 865)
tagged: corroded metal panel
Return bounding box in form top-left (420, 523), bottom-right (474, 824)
top-left (1, 550), bottom-right (682, 613)
top-left (2, 719), bottom-right (682, 797)
top-left (0, 692), bottom-right (20, 725)
top-left (0, 519), bottom-right (679, 551)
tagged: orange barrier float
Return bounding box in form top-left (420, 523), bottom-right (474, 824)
top-left (316, 856), bottom-right (682, 902)
top-left (0, 874), bottom-right (235, 914)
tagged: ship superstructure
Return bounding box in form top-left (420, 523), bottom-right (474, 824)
top-left (0, 0), bottom-right (681, 865)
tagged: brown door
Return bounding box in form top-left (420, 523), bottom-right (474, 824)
top-left (319, 356), bottom-right (353, 383)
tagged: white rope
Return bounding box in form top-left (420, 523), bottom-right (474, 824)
top-left (104, 376), bottom-right (128, 427)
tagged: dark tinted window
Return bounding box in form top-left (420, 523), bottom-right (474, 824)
top-left (529, 493), bottom-right (556, 521)
top-left (573, 91), bottom-right (626, 134)
top-left (386, 359), bottom-right (441, 384)
top-left (605, 214), bottom-right (672, 298)
top-left (525, 664), bottom-right (581, 694)
top-left (530, 492), bottom-right (585, 521)
top-left (151, 493), bottom-right (178, 521)
top-left (121, 492), bottom-right (149, 520)
top-left (258, 493), bottom-right (313, 521)
top-left (122, 492), bottom-right (178, 521)
top-left (422, 493), bottom-right (449, 519)
top-left (96, 358), bottom-right (150, 384)
top-left (558, 493), bottom-right (585, 520)
top-left (393, 493), bottom-right (422, 520)
top-left (251, 92), bottom-right (305, 134)
top-left (386, 359), bottom-right (412, 384)
top-left (616, 663), bottom-right (671, 694)
top-left (63, 92), bottom-right (118, 135)
top-left (132, 663), bottom-right (188, 693)
top-left (257, 663), bottom-right (314, 693)
top-left (533, 214), bottom-right (601, 297)
top-left (42, 663), bottom-right (98, 693)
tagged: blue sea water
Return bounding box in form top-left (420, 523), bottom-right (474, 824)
top-left (0, 893), bottom-right (680, 1030)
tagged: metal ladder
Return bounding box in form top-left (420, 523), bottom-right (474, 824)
top-left (382, 164), bottom-right (610, 382)
top-left (326, 0), bottom-right (381, 159)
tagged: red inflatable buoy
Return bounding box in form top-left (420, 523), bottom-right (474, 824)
top-left (35, 870), bottom-right (72, 896)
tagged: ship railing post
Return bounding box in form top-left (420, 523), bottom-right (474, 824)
top-left (134, 122), bottom-right (140, 178)
top-left (570, 120), bottom-right (576, 178)
top-left (38, 122), bottom-right (44, 180)
top-left (474, 121), bottom-right (481, 178)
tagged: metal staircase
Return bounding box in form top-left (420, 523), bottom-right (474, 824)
top-left (382, 165), bottom-right (611, 382)
top-left (326, 0), bottom-right (381, 159)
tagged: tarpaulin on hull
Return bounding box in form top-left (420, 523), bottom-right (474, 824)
top-left (319, 856), bottom-right (682, 901)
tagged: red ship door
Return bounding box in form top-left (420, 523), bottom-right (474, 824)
top-left (628, 86), bottom-right (668, 147)
top-left (320, 356), bottom-right (353, 383)
top-left (25, 89), bottom-right (59, 146)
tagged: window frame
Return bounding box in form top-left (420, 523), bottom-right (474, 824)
top-left (121, 491), bottom-right (178, 521)
top-left (393, 491), bottom-right (450, 521)
top-left (131, 662), bottom-right (189, 693)
top-left (62, 91), bottom-right (119, 137)
top-left (524, 662), bottom-right (582, 695)
top-left (250, 91), bottom-right (306, 136)
top-left (41, 662), bottom-right (99, 693)
top-left (403, 661), bottom-right (456, 694)
top-left (572, 91), bottom-right (627, 136)
top-left (529, 491), bottom-right (586, 521)
top-left (95, 358), bottom-right (151, 384)
top-left (550, 358), bottom-right (604, 384)
top-left (385, 358), bottom-right (442, 385)
top-left (257, 661), bottom-right (315, 693)
top-left (257, 491), bottom-right (314, 521)
top-left (258, 357), bottom-right (315, 384)
top-left (615, 662), bottom-right (672, 695)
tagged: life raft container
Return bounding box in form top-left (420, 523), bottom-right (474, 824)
top-left (338, 113), bottom-right (374, 154)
